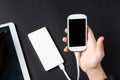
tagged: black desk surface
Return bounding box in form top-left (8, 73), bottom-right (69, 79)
top-left (0, 0), bottom-right (120, 80)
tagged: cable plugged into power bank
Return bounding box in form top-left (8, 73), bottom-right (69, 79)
top-left (28, 27), bottom-right (80, 80)
top-left (28, 27), bottom-right (71, 80)
top-left (59, 52), bottom-right (80, 80)
top-left (59, 52), bottom-right (81, 80)
top-left (59, 64), bottom-right (71, 80)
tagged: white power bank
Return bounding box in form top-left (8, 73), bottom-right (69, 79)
top-left (28, 27), bottom-right (64, 71)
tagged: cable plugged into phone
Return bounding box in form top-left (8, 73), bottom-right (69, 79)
top-left (74, 52), bottom-right (80, 80)
top-left (67, 14), bottom-right (87, 80)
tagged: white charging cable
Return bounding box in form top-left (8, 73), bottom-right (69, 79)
top-left (59, 52), bottom-right (80, 80)
top-left (74, 52), bottom-right (80, 80)
top-left (59, 64), bottom-right (71, 80)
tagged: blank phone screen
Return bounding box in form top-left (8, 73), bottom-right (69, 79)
top-left (69, 19), bottom-right (86, 47)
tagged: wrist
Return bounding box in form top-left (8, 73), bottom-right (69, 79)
top-left (86, 64), bottom-right (107, 80)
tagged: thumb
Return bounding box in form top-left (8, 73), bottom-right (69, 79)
top-left (96, 36), bottom-right (105, 59)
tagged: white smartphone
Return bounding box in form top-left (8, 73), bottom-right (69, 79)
top-left (67, 14), bottom-right (87, 52)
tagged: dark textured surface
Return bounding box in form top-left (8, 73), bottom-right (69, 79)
top-left (0, 0), bottom-right (120, 80)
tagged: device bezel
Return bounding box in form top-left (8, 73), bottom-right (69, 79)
top-left (67, 14), bottom-right (87, 52)
top-left (0, 22), bottom-right (31, 80)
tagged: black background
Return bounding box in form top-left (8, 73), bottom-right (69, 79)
top-left (0, 0), bottom-right (120, 80)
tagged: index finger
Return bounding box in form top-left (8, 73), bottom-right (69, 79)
top-left (64, 28), bottom-right (68, 33)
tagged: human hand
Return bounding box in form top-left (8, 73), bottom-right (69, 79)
top-left (62, 27), bottom-right (107, 80)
